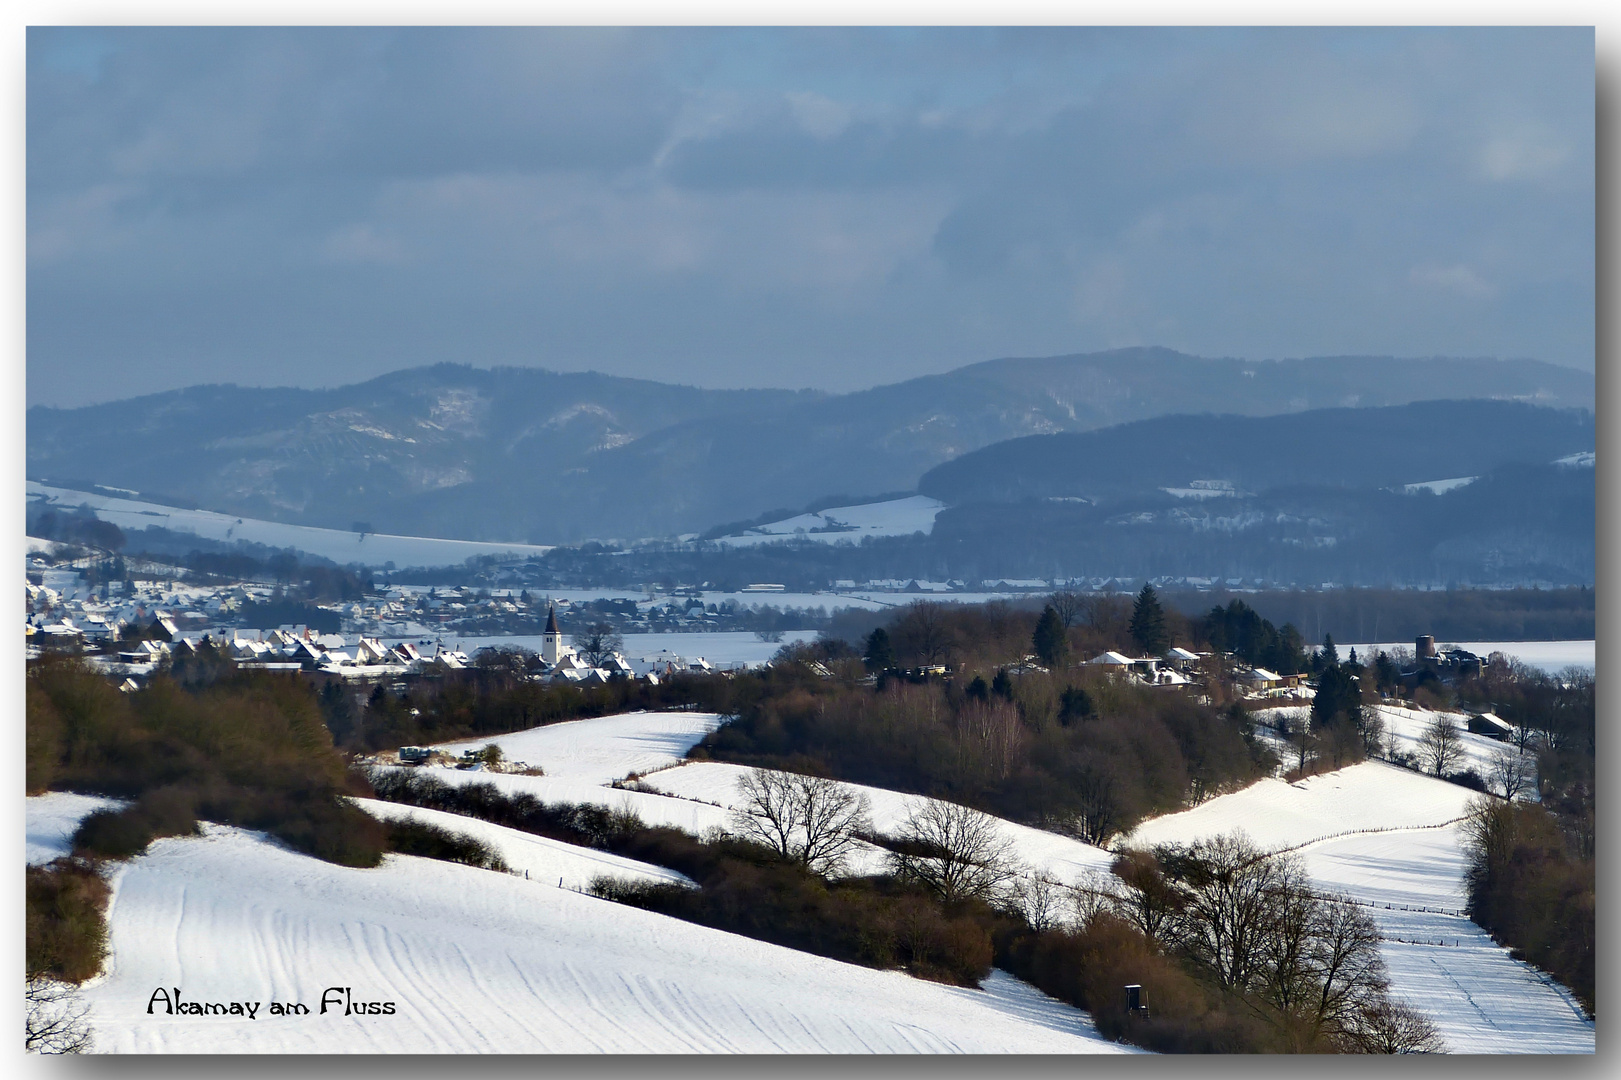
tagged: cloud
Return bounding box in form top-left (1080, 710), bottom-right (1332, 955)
top-left (1409, 264), bottom-right (1496, 299)
top-left (24, 27), bottom-right (1595, 408)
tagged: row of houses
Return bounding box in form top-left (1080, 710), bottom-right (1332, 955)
top-left (1083, 647), bottom-right (1306, 697)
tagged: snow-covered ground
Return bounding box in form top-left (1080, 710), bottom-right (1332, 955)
top-left (1372, 703), bottom-right (1531, 781)
top-left (1119, 761), bottom-right (1477, 853)
top-left (1252, 703), bottom-right (1527, 784)
top-left (638, 761), bottom-right (1115, 883)
top-left (1301, 829), bottom-right (1594, 1054)
top-left (349, 797), bottom-right (692, 890)
top-left (27, 791), bottom-right (126, 865)
top-left (26, 482), bottom-right (553, 568)
top-left (432, 710), bottom-right (725, 786)
top-left (31, 803), bottom-right (1132, 1053)
top-left (712, 495), bottom-right (946, 548)
top-left (1114, 761), bottom-right (1592, 1053)
top-left (1335, 640), bottom-right (1594, 676)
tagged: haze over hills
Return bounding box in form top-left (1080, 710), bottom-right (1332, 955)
top-left (26, 349), bottom-right (1593, 546)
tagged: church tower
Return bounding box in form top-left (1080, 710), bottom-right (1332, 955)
top-left (542, 605), bottom-right (565, 665)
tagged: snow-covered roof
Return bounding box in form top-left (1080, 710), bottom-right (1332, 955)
top-left (1165, 647), bottom-right (1200, 661)
top-left (1087, 651), bottom-right (1135, 666)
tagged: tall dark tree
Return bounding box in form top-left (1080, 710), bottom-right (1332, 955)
top-left (1032, 606), bottom-right (1068, 667)
top-left (863, 627), bottom-right (895, 672)
top-left (1130, 584), bottom-right (1169, 655)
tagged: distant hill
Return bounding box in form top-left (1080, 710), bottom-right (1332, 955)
top-left (918, 400), bottom-right (1596, 505)
top-left (26, 350), bottom-right (1593, 545)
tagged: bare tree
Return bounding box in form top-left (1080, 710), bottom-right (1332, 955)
top-left (730, 770), bottom-right (873, 876)
top-left (1156, 833), bottom-right (1283, 993)
top-left (1416, 716), bottom-right (1463, 777)
top-left (1066, 870), bottom-right (1119, 931)
top-left (573, 623), bottom-right (624, 667)
top-left (1048, 591), bottom-right (1086, 629)
top-left (1008, 874), bottom-right (1067, 932)
top-left (1347, 999), bottom-right (1447, 1054)
top-left (25, 978), bottom-right (93, 1054)
top-left (1110, 849), bottom-right (1184, 941)
top-left (892, 601), bottom-right (956, 668)
top-left (887, 800), bottom-right (1019, 903)
top-left (1488, 747), bottom-right (1533, 801)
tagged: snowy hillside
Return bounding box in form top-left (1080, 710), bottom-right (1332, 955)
top-left (28, 791), bottom-right (127, 865)
top-left (712, 495), bottom-right (946, 547)
top-left (349, 798), bottom-right (692, 890)
top-left (639, 761), bottom-right (1115, 883)
top-left (433, 710), bottom-right (724, 786)
top-left (1115, 761), bottom-right (1593, 1053)
top-left (1120, 761), bottom-right (1477, 852)
top-left (41, 812), bottom-right (1131, 1053)
top-left (26, 482), bottom-right (554, 568)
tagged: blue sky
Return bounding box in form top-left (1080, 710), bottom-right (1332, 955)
top-left (26, 26), bottom-right (1594, 407)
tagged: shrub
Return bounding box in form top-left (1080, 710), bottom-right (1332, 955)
top-left (386, 819), bottom-right (508, 872)
top-left (26, 859), bottom-right (111, 983)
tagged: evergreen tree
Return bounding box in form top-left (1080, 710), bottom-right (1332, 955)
top-left (863, 627), bottom-right (895, 672)
top-left (1059, 685), bottom-right (1094, 725)
top-left (991, 669), bottom-right (1013, 698)
top-left (1322, 634), bottom-right (1339, 667)
top-left (1032, 606), bottom-right (1068, 667)
top-left (1130, 584), bottom-right (1169, 655)
top-left (965, 674), bottom-right (989, 701)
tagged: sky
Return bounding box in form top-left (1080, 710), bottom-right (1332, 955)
top-left (25, 26), bottom-right (1595, 409)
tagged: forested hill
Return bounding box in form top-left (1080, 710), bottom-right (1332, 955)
top-left (27, 351), bottom-right (1592, 545)
top-left (918, 400), bottom-right (1594, 506)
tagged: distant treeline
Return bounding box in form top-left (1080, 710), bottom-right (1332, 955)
top-left (1159, 586), bottom-right (1594, 647)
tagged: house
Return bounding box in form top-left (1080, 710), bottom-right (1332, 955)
top-left (1163, 647), bottom-right (1202, 672)
top-left (1467, 712), bottom-right (1514, 740)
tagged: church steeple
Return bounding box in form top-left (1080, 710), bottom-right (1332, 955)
top-left (542, 605), bottom-right (566, 664)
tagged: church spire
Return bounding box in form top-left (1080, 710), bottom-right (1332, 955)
top-left (544, 605), bottom-right (560, 634)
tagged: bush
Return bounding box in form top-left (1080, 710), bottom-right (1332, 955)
top-left (386, 819), bottom-right (508, 872)
top-left (26, 859), bottom-right (111, 984)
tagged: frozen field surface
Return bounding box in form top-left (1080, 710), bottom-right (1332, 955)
top-left (27, 791), bottom-right (127, 865)
top-left (69, 823), bottom-right (1133, 1053)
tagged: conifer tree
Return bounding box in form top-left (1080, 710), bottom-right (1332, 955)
top-left (1033, 606), bottom-right (1068, 667)
top-left (1130, 584), bottom-right (1169, 655)
top-left (863, 627), bottom-right (895, 672)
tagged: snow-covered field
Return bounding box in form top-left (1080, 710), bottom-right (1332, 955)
top-left (27, 791), bottom-right (126, 865)
top-left (638, 761), bottom-right (1114, 883)
top-left (349, 797), bottom-right (692, 890)
top-left (60, 822), bottom-right (1131, 1053)
top-left (26, 482), bottom-right (553, 568)
top-left (1335, 640), bottom-right (1594, 675)
top-left (1114, 761), bottom-right (1593, 1053)
top-left (1119, 762), bottom-right (1477, 853)
top-left (432, 710), bottom-right (724, 786)
top-left (712, 495), bottom-right (946, 547)
top-left (1301, 829), bottom-right (1594, 1054)
top-left (31, 705), bottom-right (1593, 1053)
top-left (28, 707), bottom-right (1133, 1054)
